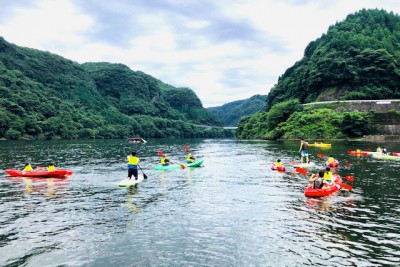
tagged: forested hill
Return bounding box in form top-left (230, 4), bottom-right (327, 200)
top-left (0, 37), bottom-right (227, 140)
top-left (266, 8), bottom-right (400, 110)
top-left (207, 94), bottom-right (266, 126)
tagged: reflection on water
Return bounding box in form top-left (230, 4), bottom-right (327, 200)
top-left (0, 139), bottom-right (399, 266)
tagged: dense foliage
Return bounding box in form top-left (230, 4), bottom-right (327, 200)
top-left (207, 94), bottom-right (266, 126)
top-left (236, 106), bottom-right (375, 140)
top-left (266, 9), bottom-right (400, 110)
top-left (0, 37), bottom-right (229, 140)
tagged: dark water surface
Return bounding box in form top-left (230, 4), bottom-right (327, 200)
top-left (0, 139), bottom-right (399, 266)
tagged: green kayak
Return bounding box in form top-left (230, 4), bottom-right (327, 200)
top-left (372, 154), bottom-right (400, 161)
top-left (186, 159), bottom-right (204, 167)
top-left (154, 164), bottom-right (183, 170)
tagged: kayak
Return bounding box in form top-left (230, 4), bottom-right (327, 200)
top-left (304, 174), bottom-right (343, 197)
top-left (5, 169), bottom-right (72, 178)
top-left (325, 160), bottom-right (339, 167)
top-left (392, 152), bottom-right (400, 157)
top-left (293, 162), bottom-right (316, 168)
top-left (348, 150), bottom-right (368, 155)
top-left (186, 159), bottom-right (204, 167)
top-left (154, 164), bottom-right (184, 170)
top-left (271, 164), bottom-right (286, 171)
top-left (367, 151), bottom-right (384, 156)
top-left (309, 142), bottom-right (332, 148)
top-left (372, 154), bottom-right (400, 161)
top-left (118, 175), bottom-right (145, 187)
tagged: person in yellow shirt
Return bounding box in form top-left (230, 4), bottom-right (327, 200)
top-left (127, 151), bottom-right (140, 180)
top-left (328, 155), bottom-right (335, 163)
top-left (161, 154), bottom-right (174, 166)
top-left (275, 159), bottom-right (282, 167)
top-left (324, 167), bottom-right (334, 186)
top-left (47, 163), bottom-right (55, 172)
top-left (23, 163), bottom-right (33, 172)
top-left (186, 153), bottom-right (196, 163)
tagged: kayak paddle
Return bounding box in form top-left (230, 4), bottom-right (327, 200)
top-left (183, 145), bottom-right (189, 151)
top-left (295, 167), bottom-right (308, 175)
top-left (345, 175), bottom-right (354, 182)
top-left (317, 153), bottom-right (325, 158)
top-left (289, 161), bottom-right (296, 165)
top-left (138, 164), bottom-right (148, 179)
top-left (344, 161), bottom-right (351, 166)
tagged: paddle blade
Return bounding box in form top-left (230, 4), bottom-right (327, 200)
top-left (157, 151), bottom-right (164, 156)
top-left (317, 153), bottom-right (324, 158)
top-left (347, 150), bottom-right (352, 154)
top-left (295, 167), bottom-right (308, 174)
top-left (345, 161), bottom-right (351, 166)
top-left (365, 148), bottom-right (371, 151)
top-left (340, 183), bottom-right (353, 191)
top-left (345, 175), bottom-right (354, 182)
top-left (183, 145), bottom-right (189, 152)
top-left (289, 161), bottom-right (296, 165)
top-left (180, 164), bottom-right (185, 169)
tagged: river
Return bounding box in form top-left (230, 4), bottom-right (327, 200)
top-left (0, 139), bottom-right (399, 266)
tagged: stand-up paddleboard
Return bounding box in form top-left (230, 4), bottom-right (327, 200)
top-left (118, 174), bottom-right (145, 187)
top-left (293, 162), bottom-right (316, 168)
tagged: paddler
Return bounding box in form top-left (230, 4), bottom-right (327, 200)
top-left (161, 154), bottom-right (173, 166)
top-left (186, 153), bottom-right (196, 164)
top-left (127, 151), bottom-right (140, 180)
top-left (275, 159), bottom-right (282, 167)
top-left (328, 155), bottom-right (335, 163)
top-left (47, 163), bottom-right (55, 171)
top-left (299, 138), bottom-right (310, 164)
top-left (309, 170), bottom-right (326, 189)
top-left (23, 163), bottom-right (33, 172)
top-left (323, 167), bottom-right (334, 186)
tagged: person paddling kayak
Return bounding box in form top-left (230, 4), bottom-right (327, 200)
top-left (23, 163), bottom-right (33, 172)
top-left (186, 153), bottom-right (196, 164)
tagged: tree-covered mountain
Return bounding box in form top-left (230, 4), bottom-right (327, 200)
top-left (0, 37), bottom-right (228, 140)
top-left (238, 9), bottom-right (400, 140)
top-left (266, 8), bottom-right (400, 110)
top-left (207, 94), bottom-right (266, 126)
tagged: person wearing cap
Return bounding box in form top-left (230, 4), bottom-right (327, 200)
top-left (47, 163), bottom-right (56, 171)
top-left (23, 163), bottom-right (33, 172)
top-left (160, 154), bottom-right (172, 166)
top-left (127, 151), bottom-right (140, 180)
top-left (186, 153), bottom-right (196, 163)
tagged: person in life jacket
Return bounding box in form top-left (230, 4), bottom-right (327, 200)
top-left (309, 170), bottom-right (326, 189)
top-left (324, 167), bottom-right (334, 186)
top-left (276, 159), bottom-right (282, 167)
top-left (23, 163), bottom-right (33, 172)
top-left (47, 163), bottom-right (55, 171)
top-left (127, 151), bottom-right (140, 180)
top-left (356, 148), bottom-right (361, 153)
top-left (160, 155), bottom-right (172, 166)
top-left (376, 146), bottom-right (382, 153)
top-left (382, 147), bottom-right (388, 155)
top-left (186, 153), bottom-right (196, 164)
top-left (328, 155), bottom-right (335, 163)
top-left (299, 139), bottom-right (310, 164)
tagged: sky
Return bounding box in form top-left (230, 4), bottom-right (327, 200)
top-left (1, 0), bottom-right (400, 107)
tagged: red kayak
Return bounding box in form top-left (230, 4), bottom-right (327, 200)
top-left (304, 174), bottom-right (343, 197)
top-left (5, 169), bottom-right (73, 178)
top-left (325, 160), bottom-right (339, 167)
top-left (271, 164), bottom-right (286, 171)
top-left (348, 150), bottom-right (368, 155)
top-left (392, 152), bottom-right (400, 157)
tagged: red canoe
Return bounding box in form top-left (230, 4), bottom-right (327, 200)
top-left (271, 164), bottom-right (286, 172)
top-left (325, 160), bottom-right (339, 167)
top-left (5, 169), bottom-right (73, 178)
top-left (304, 174), bottom-right (343, 197)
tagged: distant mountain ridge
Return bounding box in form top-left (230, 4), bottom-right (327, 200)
top-left (207, 94), bottom-right (266, 126)
top-left (0, 37), bottom-right (228, 140)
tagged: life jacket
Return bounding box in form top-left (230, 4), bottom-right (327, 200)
top-left (324, 171), bottom-right (333, 183)
top-left (186, 155), bottom-right (195, 163)
top-left (356, 149), bottom-right (360, 153)
top-left (376, 147), bottom-right (382, 152)
top-left (48, 165), bottom-right (55, 171)
top-left (23, 164), bottom-right (33, 172)
top-left (127, 155), bottom-right (139, 165)
top-left (276, 162), bottom-right (282, 167)
top-left (160, 157), bottom-right (169, 164)
top-left (313, 177), bottom-right (324, 189)
top-left (328, 157), bottom-right (334, 163)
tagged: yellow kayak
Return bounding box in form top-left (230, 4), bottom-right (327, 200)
top-left (308, 142), bottom-right (332, 148)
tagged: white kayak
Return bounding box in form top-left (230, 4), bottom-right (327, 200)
top-left (117, 174), bottom-right (145, 187)
top-left (293, 162), bottom-right (316, 168)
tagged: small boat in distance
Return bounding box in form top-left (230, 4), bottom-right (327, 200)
top-left (128, 137), bottom-right (147, 144)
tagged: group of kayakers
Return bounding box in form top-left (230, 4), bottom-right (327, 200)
top-left (126, 151), bottom-right (196, 181)
top-left (22, 163), bottom-right (56, 172)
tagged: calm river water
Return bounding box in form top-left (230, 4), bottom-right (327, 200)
top-left (0, 139), bottom-right (399, 266)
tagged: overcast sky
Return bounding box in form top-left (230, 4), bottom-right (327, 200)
top-left (1, 0), bottom-right (400, 107)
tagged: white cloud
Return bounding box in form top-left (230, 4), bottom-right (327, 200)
top-left (1, 0), bottom-right (400, 107)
